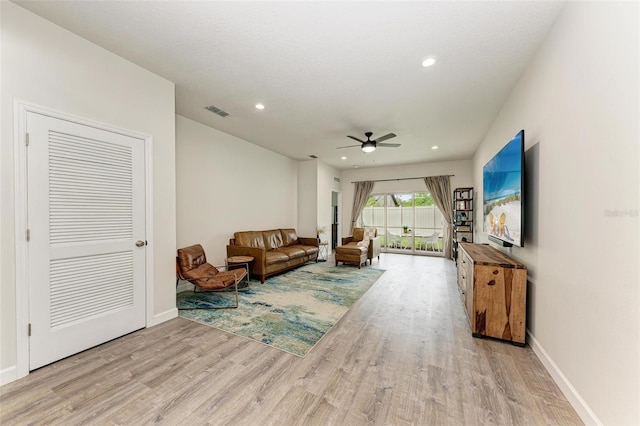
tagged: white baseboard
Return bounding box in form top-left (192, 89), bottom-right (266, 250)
top-left (527, 330), bottom-right (602, 425)
top-left (0, 365), bottom-right (17, 386)
top-left (147, 307), bottom-right (178, 327)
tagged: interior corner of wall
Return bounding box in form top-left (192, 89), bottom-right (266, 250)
top-left (148, 307), bottom-right (178, 328)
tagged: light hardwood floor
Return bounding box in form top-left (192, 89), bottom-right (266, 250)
top-left (1, 253), bottom-right (582, 425)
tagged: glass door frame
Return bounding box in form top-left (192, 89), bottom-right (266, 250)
top-left (361, 192), bottom-right (444, 256)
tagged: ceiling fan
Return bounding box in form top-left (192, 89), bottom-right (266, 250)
top-left (338, 132), bottom-right (400, 153)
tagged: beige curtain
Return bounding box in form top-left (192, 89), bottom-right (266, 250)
top-left (350, 181), bottom-right (374, 234)
top-left (424, 176), bottom-right (454, 259)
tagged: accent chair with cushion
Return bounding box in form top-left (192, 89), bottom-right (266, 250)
top-left (176, 244), bottom-right (248, 309)
top-left (335, 227), bottom-right (382, 268)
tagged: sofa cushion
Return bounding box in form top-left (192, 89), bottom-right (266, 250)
top-left (177, 244), bottom-right (210, 273)
top-left (343, 241), bottom-right (369, 249)
top-left (277, 246), bottom-right (306, 260)
top-left (183, 263), bottom-right (220, 283)
top-left (234, 231), bottom-right (266, 248)
top-left (290, 244), bottom-right (319, 256)
top-left (335, 244), bottom-right (367, 255)
top-left (280, 228), bottom-right (299, 246)
top-left (263, 229), bottom-right (284, 250)
top-left (189, 268), bottom-right (246, 290)
top-left (265, 250), bottom-right (289, 265)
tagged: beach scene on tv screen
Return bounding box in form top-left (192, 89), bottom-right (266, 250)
top-left (483, 137), bottom-right (522, 245)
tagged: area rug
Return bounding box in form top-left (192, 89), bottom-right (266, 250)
top-left (177, 262), bottom-right (385, 357)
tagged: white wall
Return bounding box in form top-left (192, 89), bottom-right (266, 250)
top-left (297, 160), bottom-right (317, 238)
top-left (296, 159), bottom-right (342, 242)
top-left (176, 115), bottom-right (298, 264)
top-left (0, 2), bottom-right (177, 382)
top-left (317, 161), bottom-right (341, 244)
top-left (473, 2), bottom-right (639, 424)
top-left (340, 160), bottom-right (473, 236)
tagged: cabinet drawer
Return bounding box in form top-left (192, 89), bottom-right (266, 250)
top-left (459, 254), bottom-right (471, 288)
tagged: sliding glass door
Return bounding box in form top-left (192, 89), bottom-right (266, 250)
top-left (386, 193), bottom-right (414, 251)
top-left (361, 192), bottom-right (444, 255)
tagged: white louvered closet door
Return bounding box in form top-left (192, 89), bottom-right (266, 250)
top-left (27, 112), bottom-right (146, 370)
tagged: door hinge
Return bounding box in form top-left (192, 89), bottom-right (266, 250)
top-left (26, 229), bottom-right (31, 241)
top-left (28, 323), bottom-right (31, 336)
top-left (25, 132), bottom-right (30, 146)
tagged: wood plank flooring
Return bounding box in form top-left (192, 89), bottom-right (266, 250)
top-left (0, 254), bottom-right (583, 425)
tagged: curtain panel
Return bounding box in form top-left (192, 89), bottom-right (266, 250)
top-left (424, 176), bottom-right (454, 259)
top-left (350, 181), bottom-right (374, 235)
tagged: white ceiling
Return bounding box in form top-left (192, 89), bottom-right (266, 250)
top-left (14, 1), bottom-right (564, 170)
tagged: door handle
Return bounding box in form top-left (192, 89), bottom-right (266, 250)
top-left (135, 240), bottom-right (145, 247)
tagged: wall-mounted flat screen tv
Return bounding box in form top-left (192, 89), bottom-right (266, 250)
top-left (483, 130), bottom-right (525, 247)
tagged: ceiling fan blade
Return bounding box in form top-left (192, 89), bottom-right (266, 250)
top-left (337, 144), bottom-right (361, 149)
top-left (347, 135), bottom-right (366, 143)
top-left (377, 143), bottom-right (401, 148)
top-left (374, 133), bottom-right (396, 143)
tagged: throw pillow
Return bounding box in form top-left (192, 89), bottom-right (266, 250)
top-left (363, 227), bottom-right (377, 241)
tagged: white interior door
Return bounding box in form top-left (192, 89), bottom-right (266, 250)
top-left (26, 111), bottom-right (146, 370)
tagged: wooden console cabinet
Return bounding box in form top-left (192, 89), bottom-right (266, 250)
top-left (457, 242), bottom-right (527, 345)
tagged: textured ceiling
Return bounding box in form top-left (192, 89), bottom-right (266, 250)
top-left (14, 1), bottom-right (564, 169)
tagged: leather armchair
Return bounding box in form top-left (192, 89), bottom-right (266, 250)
top-left (342, 227), bottom-right (381, 265)
top-left (176, 244), bottom-right (247, 309)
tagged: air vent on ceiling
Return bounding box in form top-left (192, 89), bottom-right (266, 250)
top-left (309, 155), bottom-right (318, 159)
top-left (334, 177), bottom-right (341, 183)
top-left (205, 105), bottom-right (230, 117)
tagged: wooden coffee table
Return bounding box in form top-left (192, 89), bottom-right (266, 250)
top-left (225, 256), bottom-right (254, 284)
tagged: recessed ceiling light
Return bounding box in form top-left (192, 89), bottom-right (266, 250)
top-left (431, 145), bottom-right (439, 150)
top-left (255, 103), bottom-right (265, 110)
top-left (341, 156), bottom-right (347, 160)
top-left (353, 165), bottom-right (359, 168)
top-left (422, 57), bottom-right (436, 67)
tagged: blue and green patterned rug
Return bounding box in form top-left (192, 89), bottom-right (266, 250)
top-left (177, 262), bottom-right (385, 357)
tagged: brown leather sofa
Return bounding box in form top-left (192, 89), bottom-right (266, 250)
top-left (336, 227), bottom-right (382, 267)
top-left (227, 228), bottom-right (319, 283)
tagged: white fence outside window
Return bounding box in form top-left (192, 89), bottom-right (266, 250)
top-left (361, 205), bottom-right (444, 253)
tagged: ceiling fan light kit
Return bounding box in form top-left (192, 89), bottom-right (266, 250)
top-left (362, 142), bottom-right (376, 153)
top-left (338, 131), bottom-right (401, 153)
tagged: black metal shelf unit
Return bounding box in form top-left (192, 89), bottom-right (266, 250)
top-left (453, 187), bottom-right (474, 261)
